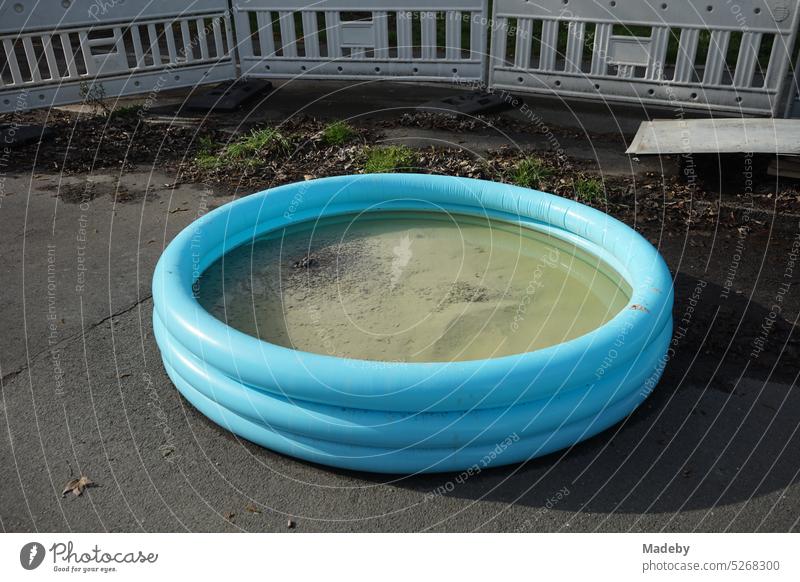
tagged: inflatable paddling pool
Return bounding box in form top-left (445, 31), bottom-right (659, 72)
top-left (152, 174), bottom-right (673, 473)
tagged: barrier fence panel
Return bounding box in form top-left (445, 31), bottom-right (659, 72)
top-left (488, 0), bottom-right (800, 116)
top-left (785, 41), bottom-right (800, 116)
top-left (233, 0), bottom-right (489, 82)
top-left (2, 0), bottom-right (797, 116)
top-left (0, 0), bottom-right (236, 114)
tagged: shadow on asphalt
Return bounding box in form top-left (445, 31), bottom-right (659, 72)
top-left (271, 275), bottom-right (799, 516)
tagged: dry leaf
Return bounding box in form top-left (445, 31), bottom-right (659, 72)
top-left (62, 475), bottom-right (94, 497)
top-left (224, 512), bottom-right (235, 522)
top-left (245, 504), bottom-right (261, 514)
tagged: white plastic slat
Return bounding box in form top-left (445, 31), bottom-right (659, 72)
top-left (396, 11), bottom-right (412, 60)
top-left (445, 11), bottom-right (461, 60)
top-left (539, 20), bottom-right (558, 72)
top-left (590, 23), bottom-right (612, 76)
top-left (733, 32), bottom-right (761, 87)
top-left (254, 13), bottom-right (274, 57)
top-left (325, 11), bottom-right (341, 58)
top-left (764, 35), bottom-right (789, 89)
top-left (196, 18), bottom-right (209, 60)
top-left (564, 21), bottom-right (585, 73)
top-left (78, 31), bottom-right (96, 74)
top-left (22, 37), bottom-right (41, 83)
top-left (702, 30), bottom-right (730, 85)
top-left (212, 16), bottom-right (225, 59)
top-left (470, 10), bottom-right (482, 61)
top-left (113, 26), bottom-right (126, 67)
top-left (646, 26), bottom-right (669, 80)
top-left (164, 24), bottom-right (178, 63)
top-left (147, 23), bottom-right (162, 65)
top-left (180, 20), bottom-right (194, 62)
top-left (42, 34), bottom-right (59, 80)
top-left (673, 28), bottom-right (699, 83)
top-left (278, 11), bottom-right (297, 58)
top-left (374, 11), bottom-right (389, 59)
top-left (131, 25), bottom-right (145, 68)
top-left (491, 17), bottom-right (507, 66)
top-left (301, 12), bottom-right (320, 58)
top-left (514, 19), bottom-right (532, 70)
top-left (59, 33), bottom-right (78, 78)
top-left (3, 39), bottom-right (23, 84)
top-left (233, 10), bottom-right (251, 57)
top-left (421, 12), bottom-right (437, 60)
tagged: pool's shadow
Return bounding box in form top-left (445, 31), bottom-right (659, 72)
top-left (332, 274), bottom-right (800, 516)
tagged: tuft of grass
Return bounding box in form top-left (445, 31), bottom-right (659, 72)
top-left (508, 156), bottom-right (552, 189)
top-left (573, 178), bottom-right (604, 202)
top-left (363, 145), bottom-right (416, 173)
top-left (321, 120), bottom-right (356, 146)
top-left (194, 128), bottom-right (290, 171)
top-left (225, 128), bottom-right (291, 161)
top-left (195, 136), bottom-right (222, 170)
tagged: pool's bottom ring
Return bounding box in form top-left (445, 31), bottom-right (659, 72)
top-left (155, 316), bottom-right (670, 473)
top-left (152, 174), bottom-right (674, 474)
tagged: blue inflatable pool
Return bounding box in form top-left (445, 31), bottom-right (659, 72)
top-left (152, 174), bottom-right (673, 473)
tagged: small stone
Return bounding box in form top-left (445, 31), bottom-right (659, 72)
top-left (286, 519), bottom-right (295, 529)
top-left (292, 256), bottom-right (318, 269)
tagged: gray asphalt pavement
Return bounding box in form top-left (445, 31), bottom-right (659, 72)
top-left (1, 82), bottom-right (798, 532)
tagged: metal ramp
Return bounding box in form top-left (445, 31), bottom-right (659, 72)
top-left (626, 118), bottom-right (800, 154)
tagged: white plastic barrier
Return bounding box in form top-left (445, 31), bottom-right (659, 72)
top-left (0, 0), bottom-right (236, 113)
top-left (232, 0), bottom-right (489, 82)
top-left (2, 0), bottom-right (797, 117)
top-left (488, 0), bottom-right (800, 116)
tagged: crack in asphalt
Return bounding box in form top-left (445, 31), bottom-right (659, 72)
top-left (0, 295), bottom-right (153, 387)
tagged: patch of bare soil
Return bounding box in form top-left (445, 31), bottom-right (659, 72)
top-left (1, 109), bottom-right (209, 174)
top-left (5, 109), bottom-right (798, 230)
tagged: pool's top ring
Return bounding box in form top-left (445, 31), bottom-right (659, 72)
top-left (153, 174), bottom-right (672, 414)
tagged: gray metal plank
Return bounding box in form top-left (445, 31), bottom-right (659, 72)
top-left (626, 119), bottom-right (800, 155)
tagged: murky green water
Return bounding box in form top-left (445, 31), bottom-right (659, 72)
top-left (197, 211), bottom-right (631, 362)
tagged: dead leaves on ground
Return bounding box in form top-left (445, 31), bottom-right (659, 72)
top-left (61, 475), bottom-right (96, 497)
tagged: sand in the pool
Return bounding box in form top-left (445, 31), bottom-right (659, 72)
top-left (196, 211), bottom-right (631, 362)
